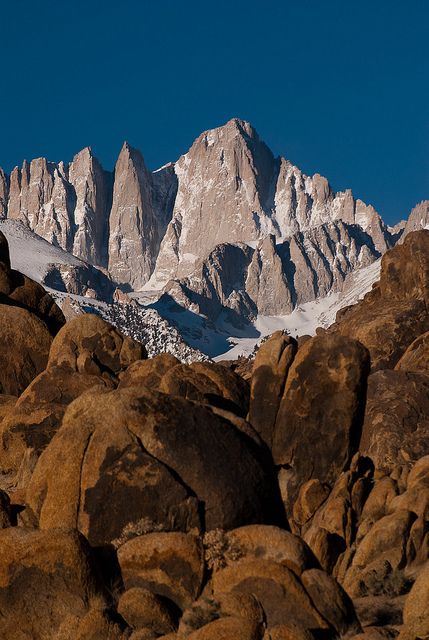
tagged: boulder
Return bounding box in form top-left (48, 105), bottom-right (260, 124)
top-left (48, 313), bottom-right (146, 378)
top-left (342, 509), bottom-right (416, 597)
top-left (263, 625), bottom-right (315, 640)
top-left (223, 525), bottom-right (318, 576)
top-left (0, 364), bottom-right (109, 480)
top-left (158, 362), bottom-right (249, 417)
top-left (360, 370), bottom-right (429, 470)
top-left (0, 230), bottom-right (65, 335)
top-left (187, 617), bottom-right (262, 640)
top-left (0, 269), bottom-right (65, 335)
top-left (0, 304), bottom-right (53, 396)
top-left (118, 353), bottom-right (180, 390)
top-left (117, 587), bottom-right (179, 634)
top-left (26, 386), bottom-right (284, 546)
top-left (399, 560), bottom-right (429, 639)
top-left (211, 558), bottom-right (329, 631)
top-left (272, 334), bottom-right (370, 515)
top-left (117, 532), bottom-right (204, 610)
top-left (293, 480), bottom-right (331, 527)
top-left (0, 527), bottom-right (116, 639)
top-left (330, 231), bottom-right (429, 371)
top-left (248, 332), bottom-right (297, 447)
top-left (300, 569), bottom-right (361, 636)
top-left (395, 331), bottom-right (429, 375)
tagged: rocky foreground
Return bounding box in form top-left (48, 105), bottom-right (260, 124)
top-left (0, 230), bottom-right (429, 639)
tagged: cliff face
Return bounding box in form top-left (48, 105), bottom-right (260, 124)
top-left (0, 118), bottom-right (400, 320)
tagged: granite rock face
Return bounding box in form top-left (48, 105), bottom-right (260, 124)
top-left (108, 143), bottom-right (160, 289)
top-left (147, 119), bottom-right (392, 292)
top-left (0, 118), bottom-right (397, 323)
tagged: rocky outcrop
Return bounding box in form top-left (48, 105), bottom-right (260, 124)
top-left (108, 143), bottom-right (160, 289)
top-left (402, 200), bottom-right (429, 238)
top-left (0, 231), bottom-right (65, 395)
top-left (26, 385), bottom-right (284, 545)
top-left (329, 230), bottom-right (429, 370)
top-left (0, 118), bottom-right (395, 329)
top-left (0, 168), bottom-right (8, 219)
top-left (360, 370), bottom-right (429, 471)
top-left (165, 221), bottom-right (382, 323)
top-left (147, 118), bottom-right (391, 293)
top-left (7, 157), bottom-right (75, 251)
top-left (272, 335), bottom-right (370, 516)
top-left (69, 147), bottom-right (110, 266)
top-left (0, 527), bottom-right (125, 640)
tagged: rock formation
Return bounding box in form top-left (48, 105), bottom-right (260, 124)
top-left (0, 118), bottom-right (399, 327)
top-left (0, 228), bottom-right (428, 638)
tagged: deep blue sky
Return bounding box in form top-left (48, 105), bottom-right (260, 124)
top-left (0, 1), bottom-right (427, 224)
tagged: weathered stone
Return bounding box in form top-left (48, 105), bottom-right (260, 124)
top-left (263, 625), bottom-right (316, 640)
top-left (224, 525), bottom-right (318, 576)
top-left (48, 313), bottom-right (145, 376)
top-left (360, 370), bottom-right (429, 470)
top-left (399, 561), bottom-right (429, 639)
top-left (0, 527), bottom-right (111, 639)
top-left (118, 532), bottom-right (204, 610)
top-left (272, 334), bottom-right (369, 515)
top-left (293, 480), bottom-right (331, 526)
top-left (248, 332), bottom-right (297, 447)
top-left (118, 354), bottom-right (180, 390)
top-left (26, 386), bottom-right (283, 545)
top-left (211, 558), bottom-right (329, 630)
top-left (0, 364), bottom-right (108, 479)
top-left (117, 587), bottom-right (178, 634)
top-left (158, 363), bottom-right (247, 416)
top-left (343, 510), bottom-right (416, 597)
top-left (330, 231), bottom-right (429, 371)
top-left (0, 305), bottom-right (53, 396)
top-left (300, 569), bottom-right (361, 636)
top-left (395, 331), bottom-right (429, 375)
top-left (187, 616), bottom-right (262, 640)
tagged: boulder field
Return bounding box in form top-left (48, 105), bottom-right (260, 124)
top-left (0, 230), bottom-right (429, 638)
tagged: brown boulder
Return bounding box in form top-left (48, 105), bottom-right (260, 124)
top-left (263, 625), bottom-right (315, 640)
top-left (118, 353), bottom-right (180, 390)
top-left (117, 532), bottom-right (204, 610)
top-left (329, 231), bottom-right (429, 371)
top-left (300, 569), bottom-right (361, 636)
top-left (48, 313), bottom-right (146, 378)
top-left (272, 334), bottom-right (370, 515)
top-left (223, 525), bottom-right (318, 576)
top-left (158, 362), bottom-right (249, 417)
top-left (26, 388), bottom-right (201, 546)
top-left (342, 509), bottom-right (416, 597)
top-left (0, 364), bottom-right (109, 481)
top-left (248, 332), bottom-right (297, 447)
top-left (117, 588), bottom-right (178, 635)
top-left (0, 527), bottom-right (117, 639)
top-left (0, 305), bottom-right (53, 396)
top-left (0, 230), bottom-right (65, 335)
top-left (1, 269), bottom-right (65, 335)
top-left (399, 560), bottom-right (429, 639)
top-left (379, 229), bottom-right (429, 303)
top-left (395, 330), bottom-right (429, 375)
top-left (187, 617), bottom-right (261, 640)
top-left (211, 558), bottom-right (329, 631)
top-left (360, 369), bottom-right (429, 470)
top-left (293, 480), bottom-right (331, 527)
top-left (26, 386), bottom-right (283, 546)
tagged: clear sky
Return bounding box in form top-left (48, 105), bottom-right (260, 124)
top-left (0, 0), bottom-right (427, 224)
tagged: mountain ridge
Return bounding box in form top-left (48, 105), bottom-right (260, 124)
top-left (0, 118), bottom-right (425, 357)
